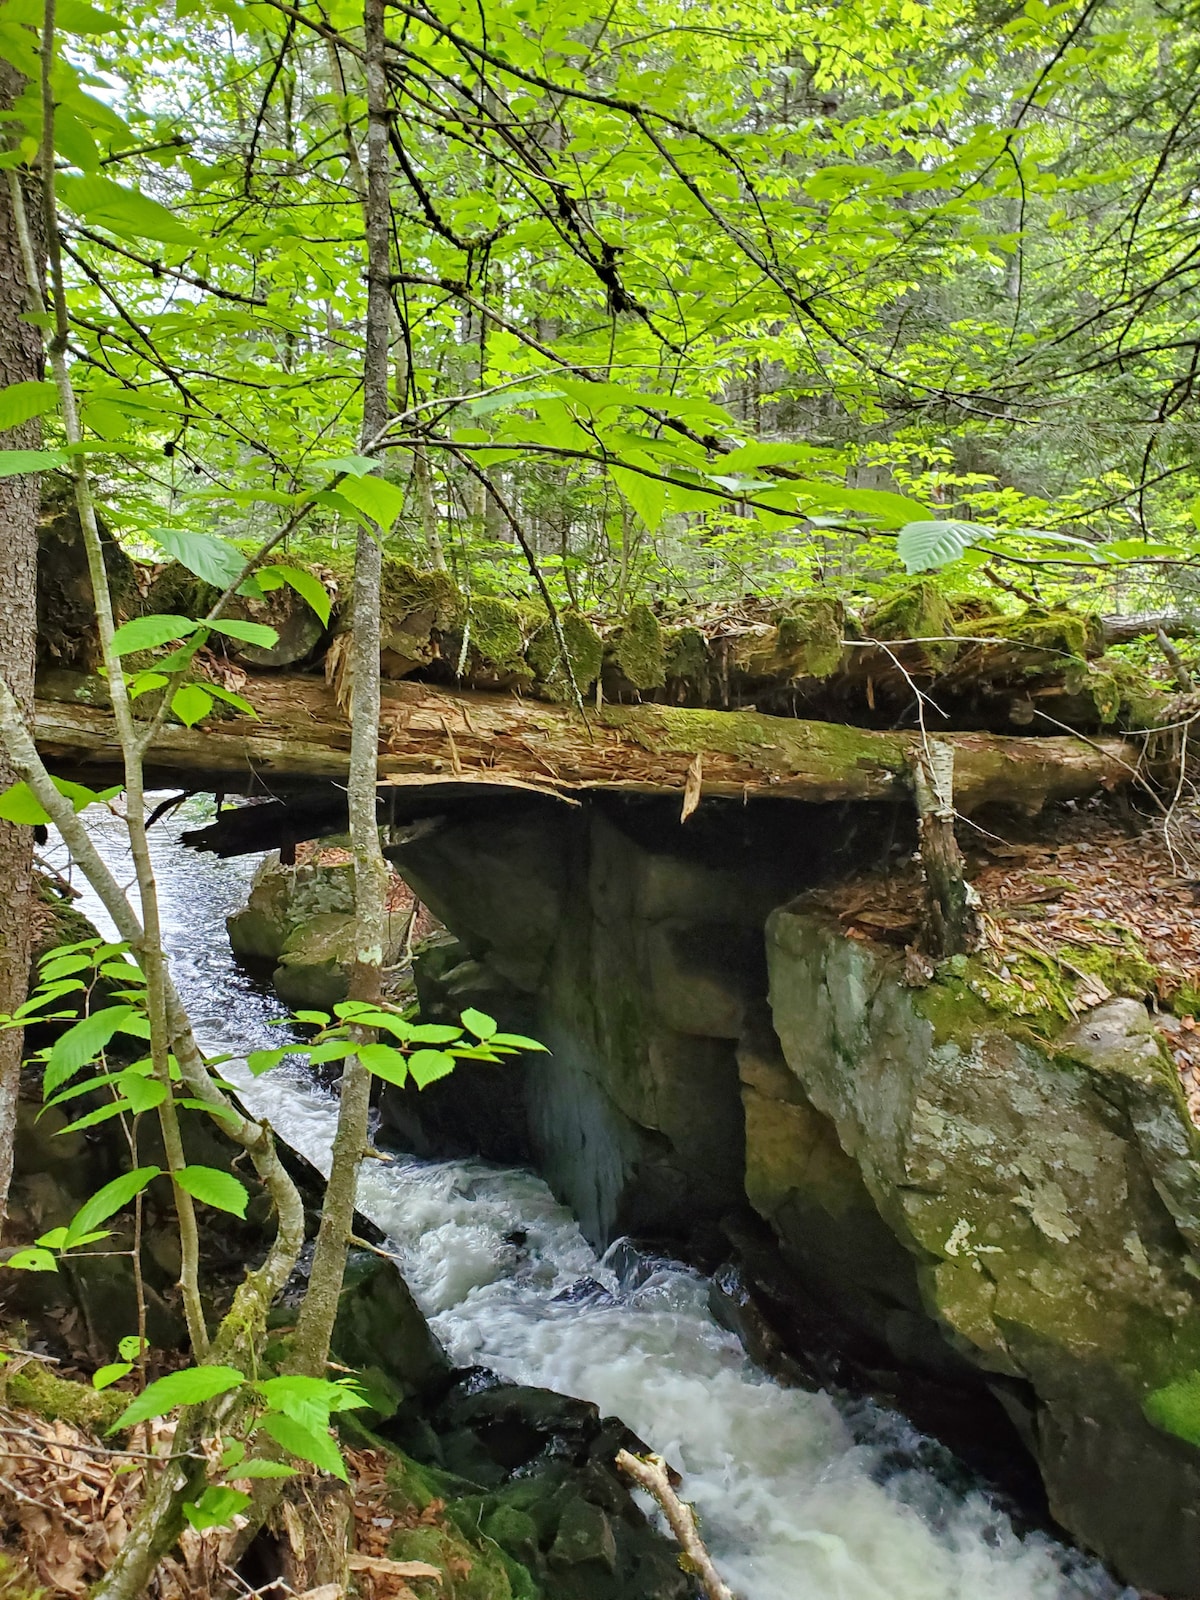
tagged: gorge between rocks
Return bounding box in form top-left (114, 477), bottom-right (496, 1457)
top-left (41, 796), bottom-right (1157, 1600)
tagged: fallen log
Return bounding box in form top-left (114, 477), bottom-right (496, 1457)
top-left (33, 669), bottom-right (1140, 815)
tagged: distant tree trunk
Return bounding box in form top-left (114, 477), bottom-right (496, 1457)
top-left (0, 63), bottom-right (44, 1236)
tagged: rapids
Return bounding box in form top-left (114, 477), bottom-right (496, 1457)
top-left (47, 800), bottom-right (1136, 1600)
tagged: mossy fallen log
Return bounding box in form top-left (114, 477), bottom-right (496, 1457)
top-left (33, 487), bottom-right (1185, 731)
top-left (33, 668), bottom-right (1139, 813)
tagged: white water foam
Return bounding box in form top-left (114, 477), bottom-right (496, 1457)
top-left (52, 805), bottom-right (1135, 1600)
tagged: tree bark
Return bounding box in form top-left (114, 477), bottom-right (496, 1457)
top-left (291, 0), bottom-right (391, 1377)
top-left (909, 740), bottom-right (982, 959)
top-left (0, 64), bottom-right (45, 1236)
top-left (34, 670), bottom-right (1141, 817)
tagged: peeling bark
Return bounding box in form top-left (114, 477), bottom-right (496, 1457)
top-left (35, 671), bottom-right (1141, 816)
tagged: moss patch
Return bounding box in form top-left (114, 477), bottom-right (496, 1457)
top-left (608, 603), bottom-right (665, 691)
top-left (777, 594), bottom-right (845, 678)
top-left (464, 596), bottom-right (537, 684)
top-left (663, 625), bottom-right (710, 692)
top-left (915, 923), bottom-right (1159, 1045)
top-left (527, 611), bottom-right (603, 700)
top-left (2, 1361), bottom-right (125, 1431)
top-left (868, 581), bottom-right (958, 669)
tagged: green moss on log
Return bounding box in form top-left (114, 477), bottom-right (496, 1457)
top-left (2, 1360), bottom-right (126, 1430)
top-left (462, 596), bottom-right (537, 685)
top-left (869, 581), bottom-right (958, 668)
top-left (963, 606), bottom-right (1105, 662)
top-left (663, 625), bottom-right (710, 692)
top-left (778, 595), bottom-right (845, 678)
top-left (527, 611), bottom-right (603, 700)
top-left (609, 602), bottom-right (665, 690)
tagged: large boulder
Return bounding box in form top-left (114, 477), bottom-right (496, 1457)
top-left (766, 908), bottom-right (1200, 1597)
top-left (228, 852), bottom-right (410, 1009)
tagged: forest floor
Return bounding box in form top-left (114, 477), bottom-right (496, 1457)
top-left (830, 799), bottom-right (1200, 1124)
top-left (0, 1389), bottom-right (445, 1599)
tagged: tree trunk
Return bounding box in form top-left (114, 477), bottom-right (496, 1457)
top-left (910, 740), bottom-right (982, 959)
top-left (35, 670), bottom-right (1142, 818)
top-left (291, 0), bottom-right (392, 1377)
top-left (0, 65), bottom-right (44, 1235)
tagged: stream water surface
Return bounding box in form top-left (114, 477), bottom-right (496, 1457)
top-left (49, 802), bottom-right (1137, 1600)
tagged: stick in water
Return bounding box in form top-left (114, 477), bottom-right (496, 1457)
top-left (615, 1449), bottom-right (736, 1600)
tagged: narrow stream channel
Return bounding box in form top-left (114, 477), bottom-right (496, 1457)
top-left (48, 800), bottom-right (1137, 1600)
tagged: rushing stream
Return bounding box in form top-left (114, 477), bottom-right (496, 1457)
top-left (48, 800), bottom-right (1136, 1600)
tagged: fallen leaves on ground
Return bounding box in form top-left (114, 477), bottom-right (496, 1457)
top-left (827, 803), bottom-right (1200, 1126)
top-left (0, 1407), bottom-right (449, 1600)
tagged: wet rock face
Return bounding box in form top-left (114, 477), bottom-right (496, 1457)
top-left (766, 910), bottom-right (1200, 1597)
top-left (390, 799), bottom-right (823, 1246)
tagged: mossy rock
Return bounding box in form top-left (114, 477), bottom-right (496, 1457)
top-left (918, 923), bottom-right (1159, 1041)
top-left (605, 603), bottom-right (665, 693)
top-left (766, 908), bottom-right (1200, 1595)
top-left (527, 612), bottom-right (603, 701)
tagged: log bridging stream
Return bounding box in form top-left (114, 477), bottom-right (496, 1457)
top-left (32, 668), bottom-right (1139, 814)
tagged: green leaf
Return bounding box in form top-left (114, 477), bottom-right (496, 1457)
top-left (408, 1048), bottom-right (457, 1090)
top-left (36, 1226), bottom-right (110, 1249)
top-left (291, 1009), bottom-right (330, 1026)
top-left (150, 526), bottom-right (247, 588)
top-left (116, 1071), bottom-right (166, 1113)
top-left (0, 380), bottom-right (56, 430)
top-left (45, 1005), bottom-right (140, 1095)
top-left (305, 1040), bottom-right (357, 1064)
top-left (357, 1041), bottom-right (408, 1086)
top-left (203, 682), bottom-right (256, 717)
top-left (0, 783), bottom-right (49, 825)
top-left (610, 464), bottom-right (667, 533)
top-left (208, 618), bottom-right (279, 649)
top-left (5, 1248), bottom-right (58, 1272)
top-left (58, 173), bottom-right (200, 246)
top-left (896, 520), bottom-right (981, 573)
top-left (93, 1361), bottom-right (132, 1390)
top-left (258, 1412), bottom-right (347, 1480)
top-left (0, 449), bottom-right (69, 476)
top-left (460, 1008), bottom-right (497, 1041)
top-left (59, 1100), bottom-right (135, 1135)
top-left (171, 684), bottom-right (214, 727)
top-left (257, 564), bottom-right (332, 626)
top-left (64, 1165), bottom-right (161, 1247)
top-left (110, 614), bottom-right (198, 655)
top-left (232, 1459), bottom-right (297, 1479)
top-left (314, 453), bottom-right (377, 477)
top-left (335, 472), bottom-right (406, 530)
top-left (256, 1374), bottom-right (367, 1425)
top-left (57, 0), bottom-right (124, 34)
top-left (406, 1023), bottom-right (462, 1044)
top-left (118, 1335), bottom-right (148, 1361)
top-left (112, 1365), bottom-right (246, 1430)
top-left (490, 1032), bottom-right (549, 1051)
top-left (183, 1485), bottom-right (251, 1531)
top-left (174, 1165), bottom-right (249, 1218)
top-left (247, 1046), bottom-right (288, 1076)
